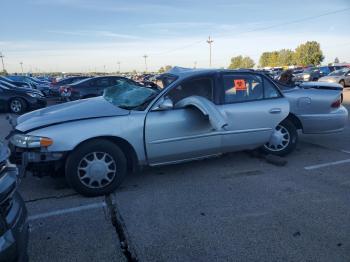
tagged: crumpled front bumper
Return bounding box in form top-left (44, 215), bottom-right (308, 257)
top-left (9, 144), bottom-right (66, 177)
top-left (0, 163), bottom-right (29, 262)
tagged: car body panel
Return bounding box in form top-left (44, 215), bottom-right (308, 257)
top-left (27, 112), bottom-right (147, 164)
top-left (283, 86), bottom-right (347, 133)
top-left (217, 98), bottom-right (289, 152)
top-left (0, 142), bottom-right (29, 262)
top-left (16, 96), bottom-right (129, 132)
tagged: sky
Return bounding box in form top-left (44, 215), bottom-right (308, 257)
top-left (1, 0), bottom-right (350, 73)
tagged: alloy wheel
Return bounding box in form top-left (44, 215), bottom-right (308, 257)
top-left (77, 152), bottom-right (117, 189)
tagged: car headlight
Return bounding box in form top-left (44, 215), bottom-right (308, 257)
top-left (27, 93), bottom-right (40, 98)
top-left (10, 134), bottom-right (53, 148)
top-left (303, 74), bottom-right (310, 79)
top-left (327, 79), bottom-right (336, 82)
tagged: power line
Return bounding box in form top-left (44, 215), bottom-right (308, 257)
top-left (149, 7), bottom-right (350, 56)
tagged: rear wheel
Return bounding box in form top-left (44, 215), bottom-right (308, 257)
top-left (9, 98), bottom-right (26, 114)
top-left (339, 80), bottom-right (345, 87)
top-left (262, 119), bottom-right (298, 156)
top-left (65, 139), bottom-right (127, 197)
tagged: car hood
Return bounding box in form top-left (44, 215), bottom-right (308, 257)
top-left (16, 96), bottom-right (130, 132)
top-left (318, 76), bottom-right (340, 81)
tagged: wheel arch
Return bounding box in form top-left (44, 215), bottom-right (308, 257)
top-left (285, 113), bottom-right (303, 130)
top-left (71, 136), bottom-right (140, 174)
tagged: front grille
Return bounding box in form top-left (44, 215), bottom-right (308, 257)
top-left (0, 160), bottom-right (6, 174)
top-left (0, 197), bottom-right (13, 216)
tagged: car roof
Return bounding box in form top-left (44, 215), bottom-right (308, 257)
top-left (300, 81), bottom-right (342, 88)
top-left (166, 66), bottom-right (260, 79)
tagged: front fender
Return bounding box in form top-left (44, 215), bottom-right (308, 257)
top-left (27, 114), bottom-right (147, 163)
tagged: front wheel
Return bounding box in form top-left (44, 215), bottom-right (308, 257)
top-left (261, 119), bottom-right (298, 156)
top-left (65, 139), bottom-right (127, 197)
top-left (9, 98), bottom-right (26, 114)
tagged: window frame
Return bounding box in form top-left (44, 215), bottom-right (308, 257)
top-left (219, 72), bottom-right (283, 105)
top-left (161, 73), bottom-right (220, 109)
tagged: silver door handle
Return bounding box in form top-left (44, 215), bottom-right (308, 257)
top-left (269, 108), bottom-right (281, 114)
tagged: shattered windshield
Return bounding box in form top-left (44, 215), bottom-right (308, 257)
top-left (103, 82), bottom-right (158, 110)
top-left (329, 68), bottom-right (349, 76)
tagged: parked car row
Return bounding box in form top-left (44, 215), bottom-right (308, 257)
top-left (7, 67), bottom-right (347, 197)
top-left (0, 140), bottom-right (29, 261)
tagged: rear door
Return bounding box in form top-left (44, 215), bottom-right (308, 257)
top-left (217, 73), bottom-right (289, 152)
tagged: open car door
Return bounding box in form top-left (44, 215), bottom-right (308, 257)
top-left (144, 76), bottom-right (224, 165)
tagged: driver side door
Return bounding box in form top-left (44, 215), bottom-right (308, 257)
top-left (144, 75), bottom-right (222, 165)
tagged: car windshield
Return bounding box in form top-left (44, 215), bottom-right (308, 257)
top-left (329, 68), bottom-right (349, 76)
top-left (103, 82), bottom-right (159, 110)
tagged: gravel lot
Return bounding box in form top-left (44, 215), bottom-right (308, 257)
top-left (1, 91), bottom-right (350, 262)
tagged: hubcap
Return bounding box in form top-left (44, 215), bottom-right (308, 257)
top-left (10, 100), bottom-right (22, 113)
top-left (77, 152), bottom-right (117, 189)
top-left (264, 125), bottom-right (290, 152)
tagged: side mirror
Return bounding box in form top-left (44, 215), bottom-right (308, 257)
top-left (153, 97), bottom-right (173, 111)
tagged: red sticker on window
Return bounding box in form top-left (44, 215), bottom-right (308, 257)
top-left (234, 79), bottom-right (246, 91)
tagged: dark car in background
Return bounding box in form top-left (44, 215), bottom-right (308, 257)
top-left (49, 76), bottom-right (90, 97)
top-left (0, 77), bottom-right (32, 89)
top-left (60, 76), bottom-right (139, 101)
top-left (0, 140), bottom-right (29, 262)
top-left (8, 76), bottom-right (51, 96)
top-left (0, 81), bottom-right (46, 114)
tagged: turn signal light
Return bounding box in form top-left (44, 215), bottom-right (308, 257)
top-left (40, 137), bottom-right (53, 147)
top-left (331, 99), bottom-right (341, 108)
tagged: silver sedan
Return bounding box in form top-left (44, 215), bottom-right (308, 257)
top-left (8, 68), bottom-right (348, 196)
top-left (318, 68), bottom-right (350, 87)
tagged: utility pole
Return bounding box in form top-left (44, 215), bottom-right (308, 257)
top-left (206, 36), bottom-right (214, 67)
top-left (117, 61), bottom-right (121, 73)
top-left (20, 62), bottom-right (24, 74)
top-left (103, 65), bottom-right (106, 74)
top-left (193, 61), bottom-right (197, 69)
top-left (0, 52), bottom-right (5, 72)
top-left (143, 55), bottom-right (148, 72)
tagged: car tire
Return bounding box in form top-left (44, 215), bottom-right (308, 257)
top-left (339, 80), bottom-right (345, 87)
top-left (65, 139), bottom-right (127, 197)
top-left (9, 98), bottom-right (26, 114)
top-left (261, 119), bottom-right (298, 156)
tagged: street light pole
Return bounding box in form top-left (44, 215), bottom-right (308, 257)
top-left (0, 52), bottom-right (5, 72)
top-left (193, 61), bottom-right (197, 69)
top-left (206, 36), bottom-right (214, 67)
top-left (117, 61), bottom-right (121, 73)
top-left (143, 55), bottom-right (148, 72)
top-left (20, 62), bottom-right (24, 74)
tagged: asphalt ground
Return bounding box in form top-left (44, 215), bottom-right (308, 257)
top-left (1, 91), bottom-right (350, 261)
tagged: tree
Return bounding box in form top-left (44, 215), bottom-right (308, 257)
top-left (0, 69), bottom-right (8, 76)
top-left (294, 41), bottom-right (324, 66)
top-left (228, 55), bottom-right (255, 69)
top-left (158, 65), bottom-right (172, 73)
top-left (334, 57), bottom-right (339, 63)
top-left (278, 49), bottom-right (295, 66)
top-left (259, 52), bottom-right (271, 67)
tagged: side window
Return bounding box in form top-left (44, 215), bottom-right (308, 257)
top-left (223, 75), bottom-right (263, 103)
top-left (166, 77), bottom-right (213, 105)
top-left (95, 78), bottom-right (110, 87)
top-left (264, 79), bottom-right (281, 99)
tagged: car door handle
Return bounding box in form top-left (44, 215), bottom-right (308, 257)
top-left (269, 108), bottom-right (281, 114)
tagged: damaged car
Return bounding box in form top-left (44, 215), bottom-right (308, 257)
top-left (7, 68), bottom-right (348, 196)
